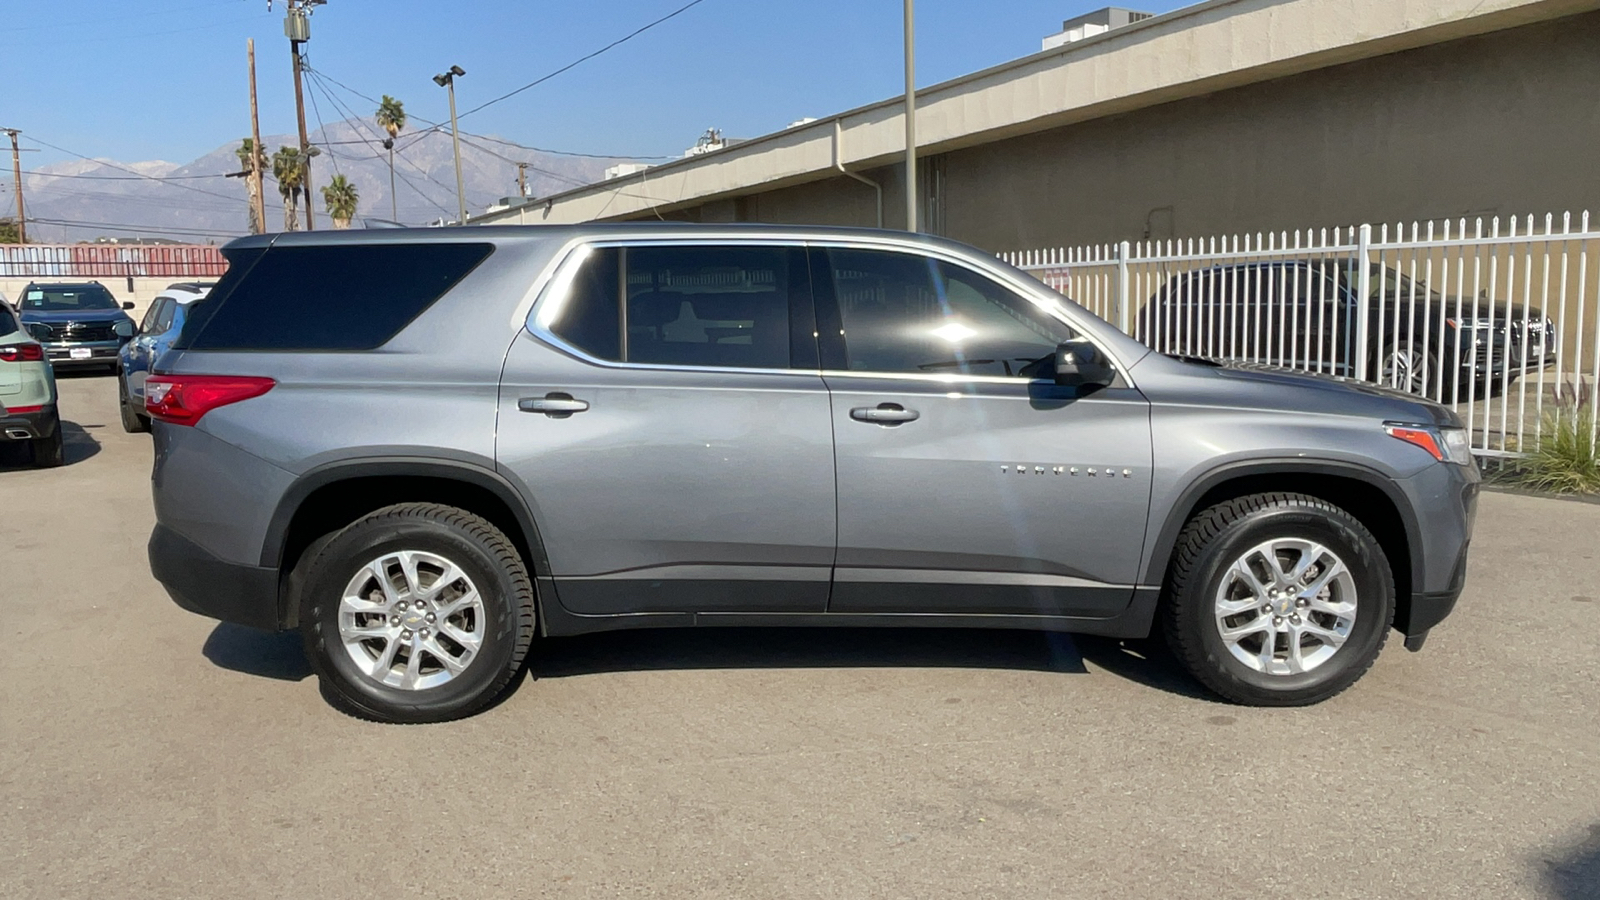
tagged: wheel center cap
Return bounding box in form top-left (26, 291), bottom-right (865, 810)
top-left (1276, 595), bottom-right (1296, 616)
top-left (403, 610), bottom-right (427, 629)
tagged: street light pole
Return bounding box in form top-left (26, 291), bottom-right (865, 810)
top-left (903, 0), bottom-right (917, 233)
top-left (435, 66), bottom-right (468, 224)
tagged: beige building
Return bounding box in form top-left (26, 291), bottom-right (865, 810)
top-left (475, 0), bottom-right (1600, 254)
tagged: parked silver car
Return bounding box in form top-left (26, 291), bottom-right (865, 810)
top-left (146, 225), bottom-right (1478, 723)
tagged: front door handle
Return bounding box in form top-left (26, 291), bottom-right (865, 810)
top-left (519, 393), bottom-right (590, 417)
top-left (850, 403), bottom-right (919, 425)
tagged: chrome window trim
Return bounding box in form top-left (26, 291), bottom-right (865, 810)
top-left (522, 233), bottom-right (1138, 389)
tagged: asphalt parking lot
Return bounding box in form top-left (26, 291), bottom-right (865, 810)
top-left (3, 375), bottom-right (1599, 900)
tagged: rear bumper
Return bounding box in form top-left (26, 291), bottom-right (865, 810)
top-left (149, 524), bottom-right (282, 631)
top-left (1, 404), bottom-right (57, 440)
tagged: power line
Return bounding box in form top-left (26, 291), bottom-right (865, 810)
top-left (28, 217), bottom-right (243, 239)
top-left (21, 170), bottom-right (231, 182)
top-left (19, 133), bottom-right (248, 205)
top-left (301, 69), bottom-right (461, 219)
top-left (303, 63), bottom-right (671, 161)
top-left (454, 0), bottom-right (711, 122)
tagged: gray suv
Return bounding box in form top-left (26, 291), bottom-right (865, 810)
top-left (146, 225), bottom-right (1478, 723)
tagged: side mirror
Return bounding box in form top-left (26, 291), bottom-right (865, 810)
top-left (26, 322), bottom-right (52, 342)
top-left (122, 302), bottom-right (136, 310)
top-left (1053, 339), bottom-right (1116, 388)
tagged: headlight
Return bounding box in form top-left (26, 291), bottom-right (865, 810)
top-left (114, 320), bottom-right (135, 338)
top-left (1385, 423), bottom-right (1473, 465)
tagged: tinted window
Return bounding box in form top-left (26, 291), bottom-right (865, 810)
top-left (0, 305), bottom-right (17, 336)
top-left (183, 243), bottom-right (493, 351)
top-left (827, 248), bottom-right (1073, 377)
top-left (21, 284), bottom-right (119, 312)
top-left (550, 245), bottom-right (803, 370)
top-left (174, 248), bottom-right (264, 348)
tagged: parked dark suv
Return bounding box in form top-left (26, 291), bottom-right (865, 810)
top-left (16, 281), bottom-right (138, 373)
top-left (1140, 262), bottom-right (1557, 397)
top-left (146, 226), bottom-right (1478, 723)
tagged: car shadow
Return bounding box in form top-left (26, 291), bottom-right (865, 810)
top-left (202, 623), bottom-right (312, 682)
top-left (0, 419), bottom-right (100, 470)
top-left (197, 622), bottom-right (1215, 703)
top-left (1543, 823), bottom-right (1600, 900)
top-left (531, 626), bottom-right (1096, 679)
top-left (52, 367), bottom-right (119, 380)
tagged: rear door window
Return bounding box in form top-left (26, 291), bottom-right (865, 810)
top-left (546, 244), bottom-right (815, 370)
top-left (179, 243), bottom-right (493, 351)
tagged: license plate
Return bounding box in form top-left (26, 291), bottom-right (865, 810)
top-left (69, 347), bottom-right (93, 360)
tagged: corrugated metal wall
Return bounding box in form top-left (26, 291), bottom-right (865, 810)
top-left (0, 244), bottom-right (228, 278)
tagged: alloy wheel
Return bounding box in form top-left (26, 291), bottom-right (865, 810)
top-left (337, 550), bottom-right (486, 691)
top-left (1213, 538), bottom-right (1358, 676)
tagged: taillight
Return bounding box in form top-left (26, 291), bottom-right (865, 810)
top-left (0, 344), bottom-right (45, 363)
top-left (145, 375), bottom-right (275, 426)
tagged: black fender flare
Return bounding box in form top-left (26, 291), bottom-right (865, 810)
top-left (259, 456), bottom-right (553, 578)
top-left (1142, 457), bottom-right (1424, 600)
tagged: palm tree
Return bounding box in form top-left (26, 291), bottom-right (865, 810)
top-left (375, 95), bottom-right (407, 221)
top-left (235, 138), bottom-right (268, 234)
top-left (322, 174), bottom-right (360, 229)
top-left (272, 146), bottom-right (305, 232)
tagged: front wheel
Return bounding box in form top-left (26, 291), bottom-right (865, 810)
top-left (300, 503), bottom-right (537, 723)
top-left (1162, 493), bottom-right (1393, 706)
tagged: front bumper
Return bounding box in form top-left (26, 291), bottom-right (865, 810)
top-left (149, 524), bottom-right (281, 631)
top-left (43, 340), bottom-right (124, 368)
top-left (1, 404), bottom-right (57, 441)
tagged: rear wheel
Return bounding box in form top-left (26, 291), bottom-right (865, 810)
top-left (300, 503), bottom-right (537, 723)
top-left (119, 376), bottom-right (150, 433)
top-left (1162, 492), bottom-right (1393, 706)
top-left (30, 414), bottom-right (64, 468)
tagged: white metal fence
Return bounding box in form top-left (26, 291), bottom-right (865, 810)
top-left (1000, 213), bottom-right (1600, 459)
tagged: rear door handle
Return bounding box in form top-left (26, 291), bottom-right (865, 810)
top-left (518, 393), bottom-right (590, 416)
top-left (850, 403), bottom-right (919, 425)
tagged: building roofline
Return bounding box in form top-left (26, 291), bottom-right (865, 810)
top-left (478, 0), bottom-right (1598, 225)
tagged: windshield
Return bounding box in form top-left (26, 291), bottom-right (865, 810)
top-left (22, 285), bottom-right (120, 312)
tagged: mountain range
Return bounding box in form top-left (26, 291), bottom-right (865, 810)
top-left (13, 119), bottom-right (630, 244)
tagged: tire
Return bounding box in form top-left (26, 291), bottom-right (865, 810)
top-left (300, 503), bottom-right (536, 723)
top-left (1378, 342), bottom-right (1440, 398)
top-left (1162, 492), bottom-right (1393, 706)
top-left (119, 377), bottom-right (150, 433)
top-left (30, 415), bottom-right (65, 469)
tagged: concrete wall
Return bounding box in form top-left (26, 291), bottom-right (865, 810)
top-left (664, 10), bottom-right (1600, 254)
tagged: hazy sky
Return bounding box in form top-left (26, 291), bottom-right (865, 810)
top-left (1, 0), bottom-right (1189, 169)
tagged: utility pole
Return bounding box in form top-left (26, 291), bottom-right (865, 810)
top-left (903, 0), bottom-right (917, 232)
top-left (4, 129), bottom-right (25, 244)
top-left (284, 0), bottom-right (319, 230)
top-left (247, 39), bottom-right (267, 234)
top-left (434, 65), bottom-right (468, 224)
top-left (517, 162), bottom-right (529, 199)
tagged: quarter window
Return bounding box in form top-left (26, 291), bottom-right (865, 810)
top-left (826, 248), bottom-right (1074, 377)
top-left (548, 245), bottom-right (806, 370)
